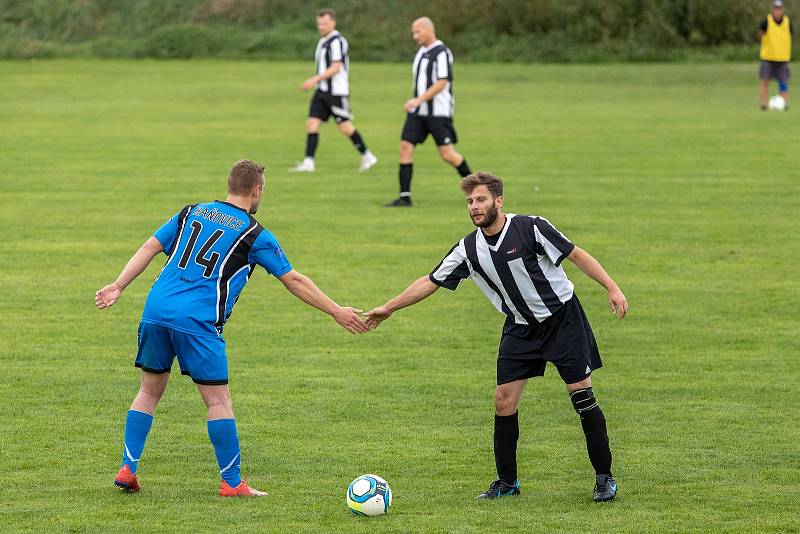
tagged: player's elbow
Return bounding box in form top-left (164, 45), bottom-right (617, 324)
top-left (279, 270), bottom-right (307, 293)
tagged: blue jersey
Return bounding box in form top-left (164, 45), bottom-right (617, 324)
top-left (142, 201), bottom-right (292, 337)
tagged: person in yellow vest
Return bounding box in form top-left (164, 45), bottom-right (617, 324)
top-left (759, 0), bottom-right (793, 110)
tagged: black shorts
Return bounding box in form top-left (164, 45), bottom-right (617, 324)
top-left (401, 114), bottom-right (458, 146)
top-left (309, 90), bottom-right (353, 123)
top-left (497, 295), bottom-right (602, 385)
top-left (759, 61), bottom-right (791, 83)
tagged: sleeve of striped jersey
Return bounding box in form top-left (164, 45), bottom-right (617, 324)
top-left (248, 230), bottom-right (292, 277)
top-left (532, 217), bottom-right (575, 267)
top-left (152, 208), bottom-right (184, 255)
top-left (330, 39), bottom-right (343, 62)
top-left (428, 241), bottom-right (469, 290)
top-left (436, 50), bottom-right (452, 80)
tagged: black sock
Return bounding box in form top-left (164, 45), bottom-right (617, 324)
top-left (305, 133), bottom-right (319, 158)
top-left (494, 412), bottom-right (519, 484)
top-left (399, 163), bottom-right (413, 196)
top-left (455, 158), bottom-right (471, 177)
top-left (349, 130), bottom-right (367, 154)
top-left (571, 389), bottom-right (612, 475)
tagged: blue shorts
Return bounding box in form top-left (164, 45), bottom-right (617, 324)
top-left (135, 322), bottom-right (228, 385)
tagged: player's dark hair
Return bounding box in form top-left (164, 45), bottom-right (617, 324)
top-left (460, 171), bottom-right (503, 198)
top-left (228, 160), bottom-right (265, 196)
top-left (316, 8), bottom-right (335, 19)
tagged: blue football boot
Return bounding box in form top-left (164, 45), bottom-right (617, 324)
top-left (593, 474), bottom-right (618, 502)
top-left (476, 479), bottom-right (521, 499)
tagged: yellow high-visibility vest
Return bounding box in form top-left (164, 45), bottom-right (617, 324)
top-left (760, 15), bottom-right (792, 62)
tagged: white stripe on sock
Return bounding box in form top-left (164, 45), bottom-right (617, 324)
top-left (124, 444), bottom-right (140, 464)
top-left (220, 452), bottom-right (240, 474)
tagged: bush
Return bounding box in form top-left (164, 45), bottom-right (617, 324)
top-left (139, 23), bottom-right (241, 58)
top-left (0, 0), bottom-right (795, 61)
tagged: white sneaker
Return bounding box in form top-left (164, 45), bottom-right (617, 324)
top-left (289, 158), bottom-right (315, 172)
top-left (359, 151), bottom-right (378, 172)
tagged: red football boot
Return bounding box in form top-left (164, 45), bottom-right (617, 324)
top-left (219, 479), bottom-right (267, 497)
top-left (114, 465), bottom-right (140, 492)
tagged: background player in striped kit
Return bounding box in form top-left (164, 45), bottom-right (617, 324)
top-left (291, 8), bottom-right (377, 173)
top-left (385, 17), bottom-right (472, 207)
top-left (96, 160), bottom-right (369, 497)
top-left (366, 172), bottom-right (628, 501)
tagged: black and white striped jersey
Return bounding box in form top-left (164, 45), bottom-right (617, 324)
top-left (411, 39), bottom-right (454, 117)
top-left (429, 214), bottom-right (576, 324)
top-left (315, 30), bottom-right (349, 96)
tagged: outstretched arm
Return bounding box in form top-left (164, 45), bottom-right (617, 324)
top-left (365, 276), bottom-right (440, 326)
top-left (278, 269), bottom-right (368, 334)
top-left (95, 237), bottom-right (164, 309)
top-left (566, 246), bottom-right (628, 319)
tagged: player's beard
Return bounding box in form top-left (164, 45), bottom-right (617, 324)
top-left (472, 203), bottom-right (498, 228)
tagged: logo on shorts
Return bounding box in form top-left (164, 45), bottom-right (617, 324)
top-left (585, 365), bottom-right (591, 373)
top-left (443, 137), bottom-right (451, 144)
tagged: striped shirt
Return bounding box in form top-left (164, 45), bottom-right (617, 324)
top-left (315, 30), bottom-right (349, 96)
top-left (411, 40), bottom-right (454, 117)
top-left (429, 214), bottom-right (576, 324)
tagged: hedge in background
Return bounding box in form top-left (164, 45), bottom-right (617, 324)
top-left (0, 0), bottom-right (795, 61)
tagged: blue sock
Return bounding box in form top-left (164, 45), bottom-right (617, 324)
top-left (207, 418), bottom-right (242, 487)
top-left (121, 410), bottom-right (154, 474)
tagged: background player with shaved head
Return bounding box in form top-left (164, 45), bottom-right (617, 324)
top-left (385, 17), bottom-right (472, 207)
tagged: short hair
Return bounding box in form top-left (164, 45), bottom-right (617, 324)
top-left (228, 160), bottom-right (265, 195)
top-left (316, 8), bottom-right (335, 19)
top-left (460, 171), bottom-right (503, 198)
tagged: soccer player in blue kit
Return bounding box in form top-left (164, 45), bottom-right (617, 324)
top-left (95, 160), bottom-right (368, 497)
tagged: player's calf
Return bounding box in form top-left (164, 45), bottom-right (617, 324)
top-left (569, 387), bottom-right (617, 501)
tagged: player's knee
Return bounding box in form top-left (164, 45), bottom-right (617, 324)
top-left (494, 387), bottom-right (517, 414)
top-left (337, 121), bottom-right (354, 136)
top-left (306, 118), bottom-right (320, 133)
top-left (778, 80), bottom-right (789, 93)
top-left (569, 387), bottom-right (599, 415)
top-left (438, 147), bottom-right (456, 163)
top-left (399, 142), bottom-right (414, 158)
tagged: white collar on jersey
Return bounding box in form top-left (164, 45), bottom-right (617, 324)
top-left (477, 213), bottom-right (516, 252)
top-left (321, 30), bottom-right (340, 42)
top-left (421, 39), bottom-right (444, 52)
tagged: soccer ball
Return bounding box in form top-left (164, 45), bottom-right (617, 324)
top-left (346, 474), bottom-right (392, 516)
top-left (768, 95), bottom-right (787, 112)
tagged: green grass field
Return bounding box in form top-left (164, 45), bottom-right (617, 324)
top-left (1, 59), bottom-right (798, 533)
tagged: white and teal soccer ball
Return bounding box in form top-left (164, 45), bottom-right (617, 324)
top-left (346, 474), bottom-right (392, 516)
top-left (768, 95), bottom-right (787, 112)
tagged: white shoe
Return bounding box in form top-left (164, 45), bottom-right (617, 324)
top-left (289, 158), bottom-right (315, 172)
top-left (359, 151), bottom-right (378, 172)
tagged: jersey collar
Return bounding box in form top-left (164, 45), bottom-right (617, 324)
top-left (215, 200), bottom-right (250, 214)
top-left (422, 39), bottom-right (443, 52)
top-left (322, 30), bottom-right (340, 42)
top-left (478, 213), bottom-right (515, 252)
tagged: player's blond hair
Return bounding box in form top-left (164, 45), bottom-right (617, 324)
top-left (227, 160), bottom-right (265, 196)
top-left (460, 171), bottom-right (503, 198)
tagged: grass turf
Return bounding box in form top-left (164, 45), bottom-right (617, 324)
top-left (0, 59), bottom-right (798, 533)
